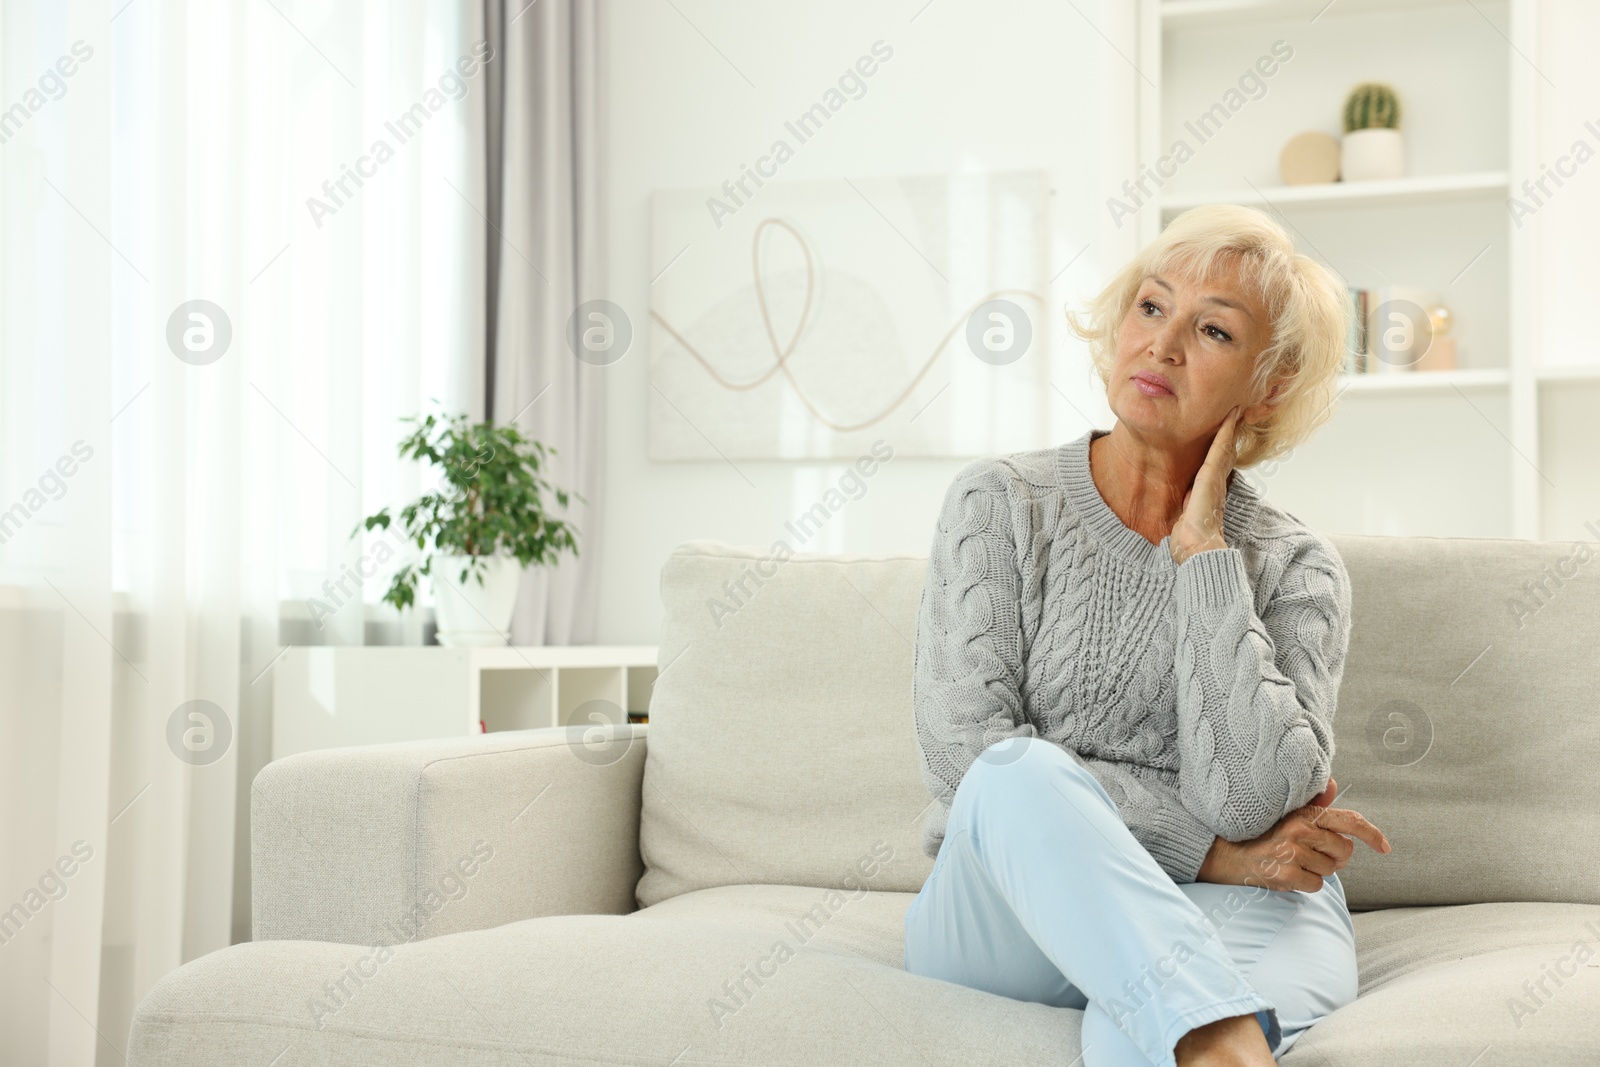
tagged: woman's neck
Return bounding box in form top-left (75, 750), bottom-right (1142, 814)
top-left (1089, 426), bottom-right (1223, 546)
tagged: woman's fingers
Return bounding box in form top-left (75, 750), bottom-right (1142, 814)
top-left (1241, 864), bottom-right (1314, 894)
top-left (1308, 805), bottom-right (1392, 854)
top-left (1283, 864), bottom-right (1328, 893)
top-left (1227, 796), bottom-right (1393, 893)
top-left (1278, 835), bottom-right (1339, 879)
top-left (1240, 839), bottom-right (1325, 892)
top-left (1305, 827), bottom-right (1355, 871)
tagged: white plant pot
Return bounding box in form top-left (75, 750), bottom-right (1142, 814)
top-left (431, 554), bottom-right (522, 647)
top-left (1340, 128), bottom-right (1404, 182)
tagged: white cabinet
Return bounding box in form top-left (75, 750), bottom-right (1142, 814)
top-left (271, 645), bottom-right (659, 761)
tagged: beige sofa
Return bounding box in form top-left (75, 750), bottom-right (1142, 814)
top-left (131, 536), bottom-right (1600, 1065)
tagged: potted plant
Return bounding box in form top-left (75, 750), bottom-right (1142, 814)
top-left (1340, 82), bottom-right (1404, 182)
top-left (355, 413), bottom-right (582, 647)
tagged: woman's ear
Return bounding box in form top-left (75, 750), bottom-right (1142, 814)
top-left (1250, 379), bottom-right (1287, 420)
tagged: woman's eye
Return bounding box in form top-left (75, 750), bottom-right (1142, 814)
top-left (1140, 299), bottom-right (1160, 316)
top-left (1205, 324), bottom-right (1232, 342)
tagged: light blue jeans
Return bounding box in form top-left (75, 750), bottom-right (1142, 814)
top-left (903, 736), bottom-right (1358, 1067)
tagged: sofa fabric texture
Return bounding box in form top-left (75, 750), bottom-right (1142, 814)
top-left (129, 534), bottom-right (1600, 1065)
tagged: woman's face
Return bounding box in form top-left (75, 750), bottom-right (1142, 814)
top-left (1108, 257), bottom-right (1277, 444)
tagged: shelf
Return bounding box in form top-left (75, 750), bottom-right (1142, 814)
top-left (1336, 366), bottom-right (1600, 390)
top-left (1337, 369), bottom-right (1509, 393)
top-left (469, 645), bottom-right (657, 669)
top-left (1160, 172), bottom-right (1509, 213)
top-left (271, 645), bottom-right (660, 760)
top-left (1161, 0), bottom-right (1474, 28)
top-left (1534, 365), bottom-right (1600, 383)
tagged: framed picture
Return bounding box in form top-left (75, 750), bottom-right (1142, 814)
top-left (648, 170), bottom-right (1052, 459)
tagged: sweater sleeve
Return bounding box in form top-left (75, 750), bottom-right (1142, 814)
top-left (1171, 534), bottom-right (1353, 842)
top-left (912, 460), bottom-right (1037, 859)
top-left (1075, 756), bottom-right (1220, 885)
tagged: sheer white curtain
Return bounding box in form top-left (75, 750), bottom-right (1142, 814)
top-left (0, 1), bottom-right (485, 1062)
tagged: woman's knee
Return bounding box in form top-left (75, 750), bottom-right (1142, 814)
top-left (1237, 892), bottom-right (1359, 1039)
top-left (960, 735), bottom-right (1049, 792)
top-left (957, 735), bottom-right (1107, 812)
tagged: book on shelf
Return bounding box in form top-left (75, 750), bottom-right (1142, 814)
top-left (1345, 287), bottom-right (1369, 374)
top-left (1343, 285), bottom-right (1456, 374)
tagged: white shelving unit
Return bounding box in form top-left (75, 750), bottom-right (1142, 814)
top-left (1160, 0), bottom-right (1469, 28)
top-left (1534, 365), bottom-right (1600, 383)
top-left (1138, 0), bottom-right (1563, 539)
top-left (1336, 368), bottom-right (1510, 393)
top-left (271, 645), bottom-right (659, 761)
top-left (1158, 170), bottom-right (1509, 212)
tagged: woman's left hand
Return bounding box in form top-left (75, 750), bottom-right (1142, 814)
top-left (1197, 776), bottom-right (1392, 892)
top-left (1169, 406), bottom-right (1243, 567)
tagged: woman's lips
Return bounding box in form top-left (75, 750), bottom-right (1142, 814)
top-left (1133, 374), bottom-right (1174, 397)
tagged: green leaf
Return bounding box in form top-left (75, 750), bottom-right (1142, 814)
top-left (351, 412), bottom-right (584, 612)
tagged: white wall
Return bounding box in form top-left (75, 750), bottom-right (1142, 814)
top-left (598, 0), bottom-right (1139, 643)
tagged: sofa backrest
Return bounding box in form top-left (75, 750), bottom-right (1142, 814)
top-left (1322, 532), bottom-right (1600, 908)
top-left (637, 535), bottom-right (1600, 911)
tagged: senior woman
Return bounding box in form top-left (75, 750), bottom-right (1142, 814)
top-left (903, 204), bottom-right (1392, 1067)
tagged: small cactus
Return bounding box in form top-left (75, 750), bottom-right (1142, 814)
top-left (1343, 82), bottom-right (1401, 133)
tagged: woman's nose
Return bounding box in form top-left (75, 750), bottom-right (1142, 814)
top-left (1149, 321), bottom-right (1184, 362)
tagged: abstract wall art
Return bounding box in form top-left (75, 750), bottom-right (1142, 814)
top-left (648, 170), bottom-right (1052, 460)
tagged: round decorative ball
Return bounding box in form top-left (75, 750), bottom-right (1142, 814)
top-left (1427, 304), bottom-right (1453, 337)
top-left (1279, 131), bottom-right (1341, 185)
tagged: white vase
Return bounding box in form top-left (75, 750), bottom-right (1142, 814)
top-left (1340, 128), bottom-right (1404, 182)
top-left (431, 554), bottom-right (522, 647)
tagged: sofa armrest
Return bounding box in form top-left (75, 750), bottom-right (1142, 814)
top-left (251, 724), bottom-right (645, 945)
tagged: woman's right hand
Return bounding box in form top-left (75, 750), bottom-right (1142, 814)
top-left (1197, 778), bottom-right (1392, 893)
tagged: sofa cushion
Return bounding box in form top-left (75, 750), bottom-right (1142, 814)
top-left (633, 882), bottom-right (914, 971)
top-left (129, 886), bottom-right (1076, 1067)
top-left (130, 885), bottom-right (1600, 1066)
top-left (639, 541), bottom-right (938, 908)
top-left (1326, 534), bottom-right (1600, 910)
top-left (1287, 900), bottom-right (1600, 1064)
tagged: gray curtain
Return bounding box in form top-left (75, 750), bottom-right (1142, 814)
top-left (482, 0), bottom-right (607, 646)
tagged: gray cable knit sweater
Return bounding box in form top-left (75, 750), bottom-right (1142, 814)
top-left (912, 426), bottom-right (1353, 884)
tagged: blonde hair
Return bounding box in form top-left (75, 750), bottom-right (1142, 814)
top-left (1065, 204), bottom-right (1350, 469)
